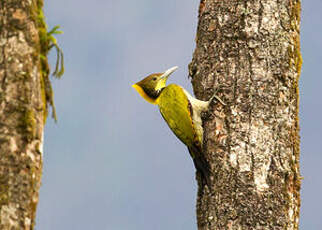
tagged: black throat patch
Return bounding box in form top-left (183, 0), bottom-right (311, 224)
top-left (143, 88), bottom-right (163, 100)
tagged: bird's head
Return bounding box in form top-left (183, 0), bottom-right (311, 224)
top-left (132, 66), bottom-right (178, 104)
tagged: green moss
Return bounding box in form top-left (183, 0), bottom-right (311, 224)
top-left (30, 0), bottom-right (64, 123)
top-left (39, 71), bottom-right (48, 124)
top-left (294, 36), bottom-right (303, 75)
top-left (21, 108), bottom-right (36, 141)
top-left (291, 1), bottom-right (301, 31)
top-left (288, 1), bottom-right (302, 229)
top-left (283, 1), bottom-right (302, 229)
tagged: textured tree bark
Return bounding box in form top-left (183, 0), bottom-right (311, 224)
top-left (0, 0), bottom-right (47, 229)
top-left (189, 0), bottom-right (302, 229)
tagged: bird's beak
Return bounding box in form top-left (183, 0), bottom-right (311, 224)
top-left (160, 66), bottom-right (178, 79)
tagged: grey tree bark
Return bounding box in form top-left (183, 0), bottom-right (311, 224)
top-left (0, 0), bottom-right (50, 229)
top-left (189, 0), bottom-right (302, 229)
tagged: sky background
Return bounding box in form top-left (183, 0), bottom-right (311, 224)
top-left (36, 0), bottom-right (322, 229)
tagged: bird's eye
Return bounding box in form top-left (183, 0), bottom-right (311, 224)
top-left (153, 77), bottom-right (157, 81)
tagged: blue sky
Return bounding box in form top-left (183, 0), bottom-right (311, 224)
top-left (36, 0), bottom-right (322, 229)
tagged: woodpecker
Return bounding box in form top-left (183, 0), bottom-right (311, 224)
top-left (132, 66), bottom-right (220, 186)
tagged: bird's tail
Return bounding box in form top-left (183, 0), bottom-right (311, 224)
top-left (188, 146), bottom-right (211, 187)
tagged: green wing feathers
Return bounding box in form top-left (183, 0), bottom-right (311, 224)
top-left (158, 84), bottom-right (210, 186)
top-left (158, 84), bottom-right (196, 147)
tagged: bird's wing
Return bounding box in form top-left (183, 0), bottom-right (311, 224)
top-left (158, 84), bottom-right (196, 147)
top-left (158, 84), bottom-right (211, 186)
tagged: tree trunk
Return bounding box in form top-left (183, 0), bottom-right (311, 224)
top-left (189, 0), bottom-right (302, 229)
top-left (0, 0), bottom-right (48, 229)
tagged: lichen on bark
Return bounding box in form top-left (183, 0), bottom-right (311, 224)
top-left (189, 0), bottom-right (302, 229)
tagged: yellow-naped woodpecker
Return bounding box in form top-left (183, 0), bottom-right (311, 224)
top-left (132, 66), bottom-right (219, 186)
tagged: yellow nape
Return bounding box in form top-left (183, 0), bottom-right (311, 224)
top-left (132, 84), bottom-right (157, 104)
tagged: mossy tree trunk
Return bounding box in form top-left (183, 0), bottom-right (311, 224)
top-left (189, 0), bottom-right (302, 229)
top-left (0, 0), bottom-right (48, 229)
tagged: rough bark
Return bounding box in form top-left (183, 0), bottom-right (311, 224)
top-left (0, 0), bottom-right (47, 229)
top-left (189, 0), bottom-right (302, 229)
